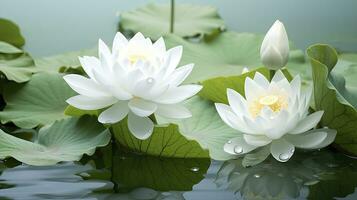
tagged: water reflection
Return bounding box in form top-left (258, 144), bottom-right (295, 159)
top-left (89, 188), bottom-right (185, 200)
top-left (216, 150), bottom-right (357, 200)
top-left (82, 146), bottom-right (211, 193)
top-left (0, 161), bottom-right (111, 199)
top-left (1, 148), bottom-right (357, 199)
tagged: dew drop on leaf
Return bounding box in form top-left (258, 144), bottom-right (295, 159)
top-left (254, 174), bottom-right (261, 178)
top-left (233, 146), bottom-right (243, 154)
top-left (190, 167), bottom-right (200, 172)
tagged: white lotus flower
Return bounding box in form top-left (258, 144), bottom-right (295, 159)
top-left (260, 20), bottom-right (289, 70)
top-left (215, 70), bottom-right (336, 162)
top-left (64, 32), bottom-right (202, 139)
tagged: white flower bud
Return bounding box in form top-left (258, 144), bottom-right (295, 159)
top-left (260, 20), bottom-right (289, 70)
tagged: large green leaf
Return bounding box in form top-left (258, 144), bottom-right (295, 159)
top-left (68, 96), bottom-right (237, 160)
top-left (0, 72), bottom-right (76, 128)
top-left (165, 32), bottom-right (305, 83)
top-left (0, 41), bottom-right (23, 54)
top-left (307, 44), bottom-right (357, 155)
top-left (112, 119), bottom-right (209, 159)
top-left (112, 152), bottom-right (210, 192)
top-left (156, 97), bottom-right (238, 160)
top-left (119, 3), bottom-right (225, 39)
top-left (0, 18), bottom-right (25, 48)
top-left (0, 42), bottom-right (36, 83)
top-left (34, 48), bottom-right (96, 72)
top-left (0, 116), bottom-right (111, 166)
top-left (332, 53), bottom-right (357, 108)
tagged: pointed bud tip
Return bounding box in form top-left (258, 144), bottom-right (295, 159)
top-left (260, 20), bottom-right (290, 70)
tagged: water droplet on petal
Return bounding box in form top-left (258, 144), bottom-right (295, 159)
top-left (279, 153), bottom-right (290, 161)
top-left (190, 167), bottom-right (199, 172)
top-left (290, 148), bottom-right (295, 153)
top-left (254, 174), bottom-right (261, 178)
top-left (227, 140), bottom-right (232, 144)
top-left (233, 146), bottom-right (243, 154)
top-left (146, 77), bottom-right (154, 84)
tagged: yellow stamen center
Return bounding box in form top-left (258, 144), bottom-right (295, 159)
top-left (249, 94), bottom-right (287, 117)
top-left (259, 95), bottom-right (279, 106)
top-left (124, 42), bottom-right (154, 65)
top-left (128, 54), bottom-right (148, 64)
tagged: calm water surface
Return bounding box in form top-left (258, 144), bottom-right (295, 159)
top-left (1, 146), bottom-right (357, 200)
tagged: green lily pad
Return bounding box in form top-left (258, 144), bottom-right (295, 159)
top-left (112, 119), bottom-right (209, 159)
top-left (0, 18), bottom-right (25, 48)
top-left (156, 96), bottom-right (238, 160)
top-left (112, 152), bottom-right (210, 191)
top-left (0, 42), bottom-right (36, 83)
top-left (119, 3), bottom-right (225, 39)
top-left (164, 32), bottom-right (306, 83)
top-left (0, 72), bottom-right (76, 128)
top-left (0, 41), bottom-right (23, 54)
top-left (332, 53), bottom-right (357, 108)
top-left (307, 44), bottom-right (357, 155)
top-left (0, 116), bottom-right (111, 166)
top-left (67, 97), bottom-right (237, 160)
top-left (64, 105), bottom-right (100, 117)
top-left (34, 48), bottom-right (96, 72)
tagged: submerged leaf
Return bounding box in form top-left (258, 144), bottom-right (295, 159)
top-left (0, 18), bottom-right (25, 48)
top-left (307, 44), bottom-right (357, 155)
top-left (0, 73), bottom-right (76, 128)
top-left (119, 3), bottom-right (224, 39)
top-left (0, 116), bottom-right (111, 166)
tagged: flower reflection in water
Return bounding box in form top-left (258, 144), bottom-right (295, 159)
top-left (216, 150), bottom-right (357, 200)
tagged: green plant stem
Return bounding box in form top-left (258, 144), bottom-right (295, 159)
top-left (170, 0), bottom-right (175, 33)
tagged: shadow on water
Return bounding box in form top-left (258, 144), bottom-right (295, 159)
top-left (1, 146), bottom-right (357, 200)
